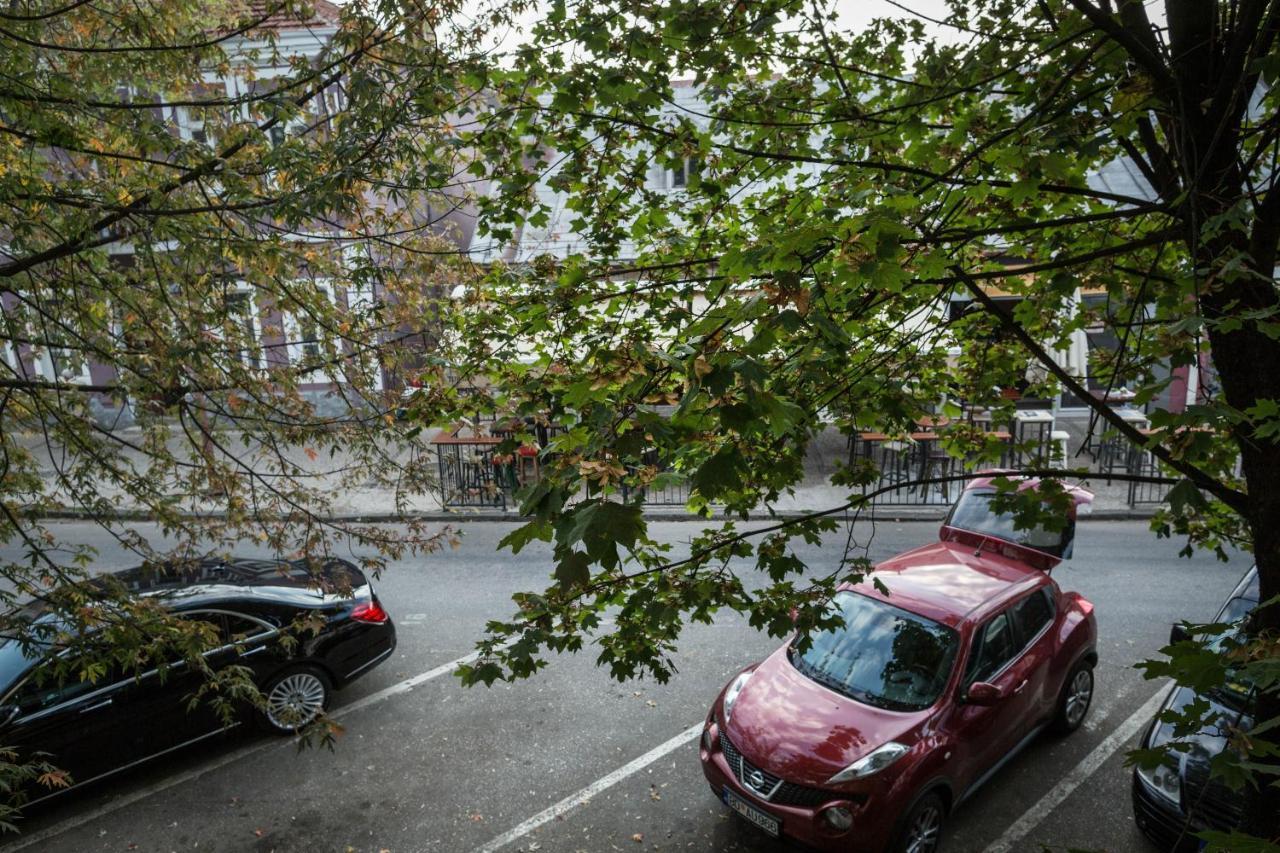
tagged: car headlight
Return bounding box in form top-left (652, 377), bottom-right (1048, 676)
top-left (1136, 760), bottom-right (1182, 804)
top-left (722, 671), bottom-right (753, 726)
top-left (827, 741), bottom-right (909, 784)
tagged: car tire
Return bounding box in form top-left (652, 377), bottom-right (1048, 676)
top-left (891, 790), bottom-right (947, 853)
top-left (1051, 659), bottom-right (1094, 735)
top-left (257, 665), bottom-right (332, 734)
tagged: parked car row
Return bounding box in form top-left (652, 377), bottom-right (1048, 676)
top-left (0, 478), bottom-right (1255, 852)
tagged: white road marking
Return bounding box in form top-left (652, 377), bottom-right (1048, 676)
top-left (473, 723), bottom-right (704, 853)
top-left (1, 649), bottom-right (486, 851)
top-left (982, 682), bottom-right (1170, 853)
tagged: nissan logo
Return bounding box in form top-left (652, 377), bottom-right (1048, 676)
top-left (747, 769), bottom-right (767, 791)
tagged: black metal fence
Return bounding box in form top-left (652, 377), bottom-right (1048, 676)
top-left (434, 438), bottom-right (515, 510)
top-left (620, 449), bottom-right (692, 506)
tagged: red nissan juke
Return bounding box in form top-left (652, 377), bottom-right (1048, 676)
top-left (700, 478), bottom-right (1099, 853)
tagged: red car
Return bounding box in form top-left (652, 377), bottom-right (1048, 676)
top-left (700, 478), bottom-right (1098, 853)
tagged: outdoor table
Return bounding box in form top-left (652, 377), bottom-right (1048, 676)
top-left (1094, 408), bottom-right (1151, 473)
top-left (852, 430), bottom-right (1011, 498)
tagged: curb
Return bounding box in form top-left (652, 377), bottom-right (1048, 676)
top-left (29, 506), bottom-right (1162, 524)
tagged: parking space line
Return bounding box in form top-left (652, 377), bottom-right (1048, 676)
top-left (982, 682), bottom-right (1169, 853)
top-left (1, 649), bottom-right (487, 852)
top-left (474, 723), bottom-right (703, 853)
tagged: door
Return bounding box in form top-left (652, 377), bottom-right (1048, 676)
top-left (951, 609), bottom-right (1039, 788)
top-left (1008, 587), bottom-right (1059, 722)
top-left (2, 662), bottom-right (136, 794)
top-left (137, 609), bottom-right (280, 750)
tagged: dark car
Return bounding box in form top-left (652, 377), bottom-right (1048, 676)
top-left (700, 478), bottom-right (1098, 853)
top-left (1132, 566), bottom-right (1256, 851)
top-left (0, 557), bottom-right (395, 805)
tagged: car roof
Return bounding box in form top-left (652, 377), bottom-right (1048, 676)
top-left (849, 540), bottom-right (1048, 629)
top-left (8, 558), bottom-right (366, 625)
top-left (111, 558), bottom-right (367, 608)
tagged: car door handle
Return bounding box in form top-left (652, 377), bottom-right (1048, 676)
top-left (239, 645), bottom-right (267, 657)
top-left (1012, 680), bottom-right (1028, 696)
top-left (79, 698), bottom-right (113, 714)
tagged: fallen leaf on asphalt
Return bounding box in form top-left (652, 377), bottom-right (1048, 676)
top-left (254, 829), bottom-right (264, 838)
top-left (631, 833), bottom-right (644, 843)
top-left (645, 700), bottom-right (656, 707)
top-left (469, 813), bottom-right (484, 822)
top-left (649, 786), bottom-right (661, 801)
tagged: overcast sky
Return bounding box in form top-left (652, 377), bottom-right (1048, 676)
top-left (466, 0), bottom-right (957, 60)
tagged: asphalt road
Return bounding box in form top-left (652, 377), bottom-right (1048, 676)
top-left (0, 518), bottom-right (1253, 853)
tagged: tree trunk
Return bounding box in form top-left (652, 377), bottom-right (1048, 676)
top-left (1198, 238), bottom-right (1280, 842)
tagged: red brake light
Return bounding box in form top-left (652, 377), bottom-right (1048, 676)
top-left (351, 600), bottom-right (389, 624)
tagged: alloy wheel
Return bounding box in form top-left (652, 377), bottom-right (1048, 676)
top-left (265, 671), bottom-right (327, 731)
top-left (906, 802), bottom-right (942, 853)
top-left (1065, 668), bottom-right (1093, 727)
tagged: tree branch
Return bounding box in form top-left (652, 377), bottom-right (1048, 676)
top-left (955, 264), bottom-right (1249, 513)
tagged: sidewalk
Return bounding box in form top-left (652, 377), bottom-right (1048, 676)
top-left (17, 419), bottom-right (1166, 523)
top-left (31, 475), bottom-right (1161, 523)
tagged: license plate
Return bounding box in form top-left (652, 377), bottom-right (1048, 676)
top-left (723, 786), bottom-right (780, 837)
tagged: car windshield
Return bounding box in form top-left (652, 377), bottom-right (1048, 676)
top-left (0, 636), bottom-right (45, 698)
top-left (788, 591), bottom-right (959, 712)
top-left (947, 490), bottom-right (1065, 553)
top-left (1208, 594), bottom-right (1259, 705)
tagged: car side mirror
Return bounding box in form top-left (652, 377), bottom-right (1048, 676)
top-left (965, 682), bottom-right (1005, 706)
top-left (1169, 623), bottom-right (1190, 644)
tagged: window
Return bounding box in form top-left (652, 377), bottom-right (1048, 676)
top-left (1012, 588), bottom-right (1055, 641)
top-left (10, 660), bottom-right (118, 717)
top-left (223, 289), bottom-right (262, 368)
top-left (223, 613), bottom-right (275, 644)
top-left (668, 157), bottom-right (700, 189)
top-left (788, 591), bottom-right (959, 712)
top-left (12, 293), bottom-right (94, 385)
top-left (33, 343), bottom-right (92, 385)
top-left (945, 489), bottom-right (1070, 556)
top-left (966, 612), bottom-right (1019, 685)
top-left (284, 284), bottom-right (334, 371)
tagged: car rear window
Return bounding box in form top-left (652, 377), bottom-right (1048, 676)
top-left (947, 490), bottom-right (1066, 553)
top-left (788, 591), bottom-right (959, 712)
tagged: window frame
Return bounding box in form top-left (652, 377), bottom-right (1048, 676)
top-left (177, 608), bottom-right (278, 655)
top-left (282, 281), bottom-right (336, 378)
top-left (220, 283), bottom-right (264, 369)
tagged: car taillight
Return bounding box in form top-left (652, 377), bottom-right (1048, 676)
top-left (351, 600), bottom-right (389, 624)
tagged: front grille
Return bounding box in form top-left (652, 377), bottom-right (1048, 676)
top-left (1183, 764), bottom-right (1244, 832)
top-left (720, 731), bottom-right (842, 807)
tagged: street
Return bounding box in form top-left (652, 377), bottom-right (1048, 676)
top-left (0, 518), bottom-right (1252, 853)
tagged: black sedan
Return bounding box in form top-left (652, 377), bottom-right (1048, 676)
top-left (0, 557), bottom-right (395, 805)
top-left (1132, 566), bottom-right (1255, 850)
